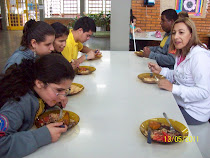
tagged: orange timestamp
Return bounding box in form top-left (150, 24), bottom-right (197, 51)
top-left (164, 136), bottom-right (199, 143)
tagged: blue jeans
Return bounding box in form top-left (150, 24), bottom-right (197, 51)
top-left (179, 106), bottom-right (206, 125)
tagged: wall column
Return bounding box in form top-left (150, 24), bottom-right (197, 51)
top-left (110, 0), bottom-right (131, 50)
top-left (1, 0), bottom-right (7, 30)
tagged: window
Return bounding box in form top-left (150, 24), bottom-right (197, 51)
top-left (44, 0), bottom-right (111, 18)
top-left (44, 0), bottom-right (80, 18)
top-left (85, 0), bottom-right (111, 14)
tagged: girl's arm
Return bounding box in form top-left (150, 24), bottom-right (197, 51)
top-left (0, 103), bottom-right (51, 158)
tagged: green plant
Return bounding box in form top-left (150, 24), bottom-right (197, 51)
top-left (67, 17), bottom-right (78, 29)
top-left (87, 11), bottom-right (106, 27)
top-left (67, 12), bottom-right (111, 30)
top-left (104, 12), bottom-right (111, 31)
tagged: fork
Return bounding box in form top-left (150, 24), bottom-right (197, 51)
top-left (150, 72), bottom-right (153, 77)
top-left (56, 102), bottom-right (63, 119)
top-left (59, 106), bottom-right (63, 119)
top-left (163, 112), bottom-right (176, 133)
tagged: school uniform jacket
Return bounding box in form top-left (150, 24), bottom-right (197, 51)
top-left (0, 91), bottom-right (51, 158)
top-left (3, 46), bottom-right (36, 73)
top-left (149, 32), bottom-right (175, 69)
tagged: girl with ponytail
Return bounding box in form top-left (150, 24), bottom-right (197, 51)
top-left (3, 19), bottom-right (55, 73)
top-left (0, 54), bottom-right (75, 157)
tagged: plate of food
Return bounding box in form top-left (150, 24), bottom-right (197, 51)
top-left (66, 83), bottom-right (84, 96)
top-left (35, 110), bottom-right (80, 129)
top-left (90, 53), bottom-right (102, 60)
top-left (140, 118), bottom-right (188, 143)
top-left (134, 50), bottom-right (144, 57)
top-left (138, 73), bottom-right (164, 84)
top-left (76, 66), bottom-right (96, 75)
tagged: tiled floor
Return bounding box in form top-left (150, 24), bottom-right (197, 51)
top-left (0, 30), bottom-right (110, 71)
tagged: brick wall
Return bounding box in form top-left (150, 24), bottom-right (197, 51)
top-left (131, 0), bottom-right (210, 45)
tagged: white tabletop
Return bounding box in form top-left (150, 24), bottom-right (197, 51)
top-left (26, 51), bottom-right (203, 158)
top-left (134, 32), bottom-right (163, 41)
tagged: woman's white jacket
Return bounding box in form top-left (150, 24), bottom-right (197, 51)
top-left (160, 45), bottom-right (210, 122)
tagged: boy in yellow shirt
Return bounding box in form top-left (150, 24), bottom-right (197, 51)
top-left (62, 17), bottom-right (101, 68)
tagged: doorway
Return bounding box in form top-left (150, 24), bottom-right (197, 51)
top-left (6, 0), bottom-right (39, 30)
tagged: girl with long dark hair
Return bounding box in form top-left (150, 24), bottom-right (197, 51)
top-left (0, 54), bottom-right (75, 157)
top-left (3, 19), bottom-right (55, 73)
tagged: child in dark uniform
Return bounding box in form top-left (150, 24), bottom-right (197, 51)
top-left (0, 54), bottom-right (75, 157)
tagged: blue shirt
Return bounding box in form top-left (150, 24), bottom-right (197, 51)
top-left (3, 46), bottom-right (37, 73)
top-left (129, 24), bottom-right (136, 39)
top-left (0, 91), bottom-right (51, 158)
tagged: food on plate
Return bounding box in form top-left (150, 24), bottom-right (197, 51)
top-left (66, 84), bottom-right (83, 95)
top-left (149, 121), bottom-right (161, 130)
top-left (147, 121), bottom-right (181, 143)
top-left (135, 50), bottom-right (144, 57)
top-left (76, 66), bottom-right (96, 75)
top-left (138, 73), bottom-right (164, 84)
top-left (95, 53), bottom-right (102, 58)
top-left (143, 77), bottom-right (157, 82)
top-left (78, 67), bottom-right (90, 74)
top-left (36, 112), bottom-right (76, 128)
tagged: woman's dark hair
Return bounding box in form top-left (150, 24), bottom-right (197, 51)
top-left (130, 16), bottom-right (136, 23)
top-left (0, 54), bottom-right (75, 108)
top-left (73, 16), bottom-right (96, 32)
top-left (21, 19), bottom-right (55, 48)
top-left (51, 22), bottom-right (69, 38)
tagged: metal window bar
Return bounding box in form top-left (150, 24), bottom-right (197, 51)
top-left (105, 0), bottom-right (111, 14)
top-left (44, 0), bottom-right (80, 18)
top-left (86, 0), bottom-right (110, 14)
top-left (63, 0), bottom-right (79, 18)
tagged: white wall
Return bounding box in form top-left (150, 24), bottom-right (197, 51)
top-left (110, 0), bottom-right (131, 51)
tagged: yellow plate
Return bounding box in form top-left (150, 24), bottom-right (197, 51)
top-left (90, 54), bottom-right (103, 60)
top-left (134, 50), bottom-right (144, 57)
top-left (138, 73), bottom-right (164, 84)
top-left (35, 110), bottom-right (80, 129)
top-left (76, 66), bottom-right (96, 75)
top-left (66, 83), bottom-right (84, 96)
top-left (140, 118), bottom-right (189, 143)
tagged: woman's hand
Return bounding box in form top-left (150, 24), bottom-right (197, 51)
top-left (157, 79), bottom-right (173, 92)
top-left (47, 122), bottom-right (68, 142)
top-left (148, 62), bottom-right (161, 74)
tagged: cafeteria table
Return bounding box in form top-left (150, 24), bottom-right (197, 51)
top-left (26, 51), bottom-right (203, 158)
top-left (134, 32), bottom-right (163, 41)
